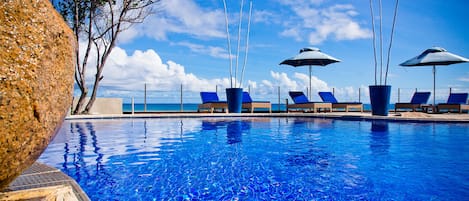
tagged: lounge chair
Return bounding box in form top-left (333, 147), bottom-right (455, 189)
top-left (287, 91), bottom-right (332, 113)
top-left (437, 93), bottom-right (469, 113)
top-left (394, 92), bottom-right (431, 112)
top-left (242, 92), bottom-right (271, 113)
top-left (318, 92), bottom-right (363, 112)
top-left (197, 92), bottom-right (228, 113)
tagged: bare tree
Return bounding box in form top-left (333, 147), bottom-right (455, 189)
top-left (53, 0), bottom-right (160, 114)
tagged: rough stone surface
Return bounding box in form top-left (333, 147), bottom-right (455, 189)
top-left (0, 0), bottom-right (76, 190)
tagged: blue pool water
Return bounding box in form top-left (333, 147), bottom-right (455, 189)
top-left (38, 117), bottom-right (469, 200)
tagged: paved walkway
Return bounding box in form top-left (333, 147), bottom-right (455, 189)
top-left (67, 111), bottom-right (469, 122)
top-left (0, 163), bottom-right (89, 201)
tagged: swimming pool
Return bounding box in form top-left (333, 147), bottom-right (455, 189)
top-left (38, 117), bottom-right (469, 200)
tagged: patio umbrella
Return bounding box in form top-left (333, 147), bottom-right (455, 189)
top-left (280, 47), bottom-right (341, 99)
top-left (400, 47), bottom-right (469, 105)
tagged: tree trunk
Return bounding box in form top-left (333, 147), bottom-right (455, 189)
top-left (73, 91), bottom-right (88, 114)
top-left (83, 14), bottom-right (120, 114)
top-left (83, 71), bottom-right (101, 114)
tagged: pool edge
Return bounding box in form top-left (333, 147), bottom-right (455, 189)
top-left (65, 112), bottom-right (469, 123)
top-left (0, 162), bottom-right (90, 201)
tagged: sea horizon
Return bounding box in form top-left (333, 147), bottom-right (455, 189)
top-left (123, 103), bottom-right (387, 113)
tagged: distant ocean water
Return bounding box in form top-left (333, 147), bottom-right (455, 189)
top-left (123, 103), bottom-right (393, 112)
top-left (123, 103), bottom-right (285, 112)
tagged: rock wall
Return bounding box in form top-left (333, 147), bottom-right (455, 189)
top-left (0, 0), bottom-right (76, 190)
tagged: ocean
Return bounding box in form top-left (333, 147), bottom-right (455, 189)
top-left (123, 103), bottom-right (385, 113)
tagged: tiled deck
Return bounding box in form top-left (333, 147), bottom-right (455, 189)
top-left (0, 162), bottom-right (90, 201)
top-left (67, 111), bottom-right (469, 122)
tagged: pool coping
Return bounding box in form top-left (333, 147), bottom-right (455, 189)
top-left (0, 162), bottom-right (90, 201)
top-left (66, 111), bottom-right (469, 123)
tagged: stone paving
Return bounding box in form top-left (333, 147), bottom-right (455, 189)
top-left (66, 111), bottom-right (469, 122)
top-left (0, 163), bottom-right (89, 201)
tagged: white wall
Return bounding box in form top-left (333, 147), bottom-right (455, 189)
top-left (72, 98), bottom-right (122, 115)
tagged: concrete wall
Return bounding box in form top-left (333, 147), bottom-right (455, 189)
top-left (72, 97), bottom-right (122, 115)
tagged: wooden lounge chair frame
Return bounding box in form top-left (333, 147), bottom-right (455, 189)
top-left (197, 92), bottom-right (228, 113)
top-left (394, 92), bottom-right (431, 113)
top-left (318, 92), bottom-right (363, 112)
top-left (437, 93), bottom-right (469, 113)
top-left (437, 104), bottom-right (469, 113)
top-left (287, 101), bottom-right (332, 113)
top-left (242, 92), bottom-right (271, 113)
top-left (287, 91), bottom-right (332, 113)
top-left (330, 103), bottom-right (363, 112)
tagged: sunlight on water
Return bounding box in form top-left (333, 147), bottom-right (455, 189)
top-left (39, 117), bottom-right (469, 200)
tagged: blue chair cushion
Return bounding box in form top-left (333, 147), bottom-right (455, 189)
top-left (410, 92), bottom-right (431, 104)
top-left (318, 92), bottom-right (338, 103)
top-left (289, 91), bottom-right (309, 104)
top-left (447, 93), bottom-right (468, 104)
top-left (200, 92), bottom-right (220, 103)
top-left (242, 92), bottom-right (253, 103)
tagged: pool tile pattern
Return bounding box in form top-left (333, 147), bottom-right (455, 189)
top-left (0, 163), bottom-right (89, 201)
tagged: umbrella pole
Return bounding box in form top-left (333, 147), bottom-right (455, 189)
top-left (309, 65), bottom-right (312, 100)
top-left (433, 65), bottom-right (436, 105)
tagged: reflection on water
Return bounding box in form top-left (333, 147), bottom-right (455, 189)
top-left (370, 120), bottom-right (390, 155)
top-left (62, 122), bottom-right (106, 183)
top-left (226, 121), bottom-right (243, 144)
top-left (201, 119), bottom-right (252, 144)
top-left (284, 118), bottom-right (332, 170)
top-left (38, 117), bottom-right (469, 200)
top-left (371, 120), bottom-right (388, 132)
top-left (227, 120), bottom-right (251, 144)
top-left (287, 117), bottom-right (334, 130)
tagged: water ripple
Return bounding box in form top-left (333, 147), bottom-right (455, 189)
top-left (39, 117), bottom-right (469, 200)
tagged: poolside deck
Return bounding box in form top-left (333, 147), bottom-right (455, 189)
top-left (67, 111), bottom-right (469, 123)
top-left (0, 162), bottom-right (90, 201)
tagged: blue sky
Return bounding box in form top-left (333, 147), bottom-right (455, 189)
top-left (84, 0), bottom-right (469, 103)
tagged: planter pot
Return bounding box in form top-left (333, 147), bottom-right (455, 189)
top-left (226, 88), bottom-right (243, 113)
top-left (369, 85), bottom-right (391, 116)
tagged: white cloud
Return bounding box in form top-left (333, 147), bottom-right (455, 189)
top-left (330, 86), bottom-right (361, 102)
top-left (118, 26), bottom-right (140, 44)
top-left (117, 0), bottom-right (371, 62)
top-left (293, 72), bottom-right (330, 94)
top-left (458, 73), bottom-right (469, 82)
top-left (129, 0), bottom-right (226, 41)
top-left (280, 28), bottom-right (302, 42)
top-left (252, 10), bottom-right (280, 24)
top-left (80, 41), bottom-right (366, 102)
top-left (270, 71), bottom-right (299, 90)
top-left (278, 0), bottom-right (324, 6)
top-left (80, 43), bottom-right (231, 94)
top-left (278, 1), bottom-right (371, 44)
top-left (174, 41), bottom-right (231, 59)
top-left (256, 71), bottom-right (365, 102)
top-left (267, 71), bottom-right (330, 100)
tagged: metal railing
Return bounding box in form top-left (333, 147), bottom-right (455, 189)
top-left (119, 84), bottom-right (469, 113)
